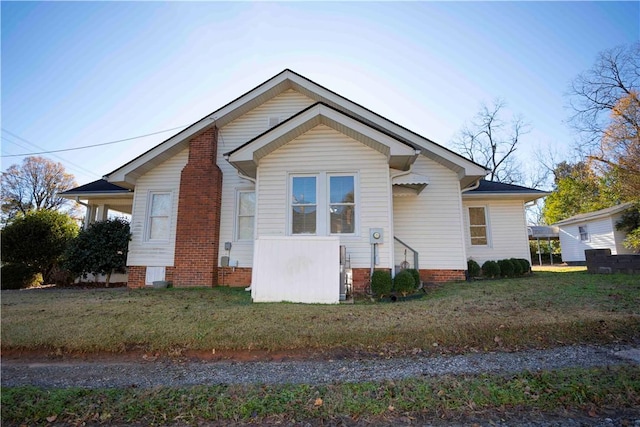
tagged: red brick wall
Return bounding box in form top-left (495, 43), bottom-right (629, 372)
top-left (351, 268), bottom-right (371, 294)
top-left (419, 269), bottom-right (466, 284)
top-left (172, 127), bottom-right (223, 287)
top-left (217, 267), bottom-right (252, 287)
top-left (128, 266), bottom-right (146, 288)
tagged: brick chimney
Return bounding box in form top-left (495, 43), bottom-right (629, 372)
top-left (172, 126), bottom-right (223, 286)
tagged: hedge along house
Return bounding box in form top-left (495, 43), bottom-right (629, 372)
top-left (62, 70), bottom-right (548, 303)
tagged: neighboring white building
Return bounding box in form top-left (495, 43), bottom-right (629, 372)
top-left (554, 202), bottom-right (636, 264)
top-left (62, 69), bottom-right (548, 302)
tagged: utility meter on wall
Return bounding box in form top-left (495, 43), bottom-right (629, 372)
top-left (369, 228), bottom-right (384, 244)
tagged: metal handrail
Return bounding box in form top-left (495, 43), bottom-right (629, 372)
top-left (394, 236), bottom-right (419, 270)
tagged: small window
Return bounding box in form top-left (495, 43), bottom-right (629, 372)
top-left (236, 191), bottom-right (255, 240)
top-left (147, 192), bottom-right (171, 241)
top-left (291, 176), bottom-right (317, 234)
top-left (329, 175), bottom-right (355, 234)
top-left (468, 206), bottom-right (488, 246)
top-left (578, 225), bottom-right (589, 241)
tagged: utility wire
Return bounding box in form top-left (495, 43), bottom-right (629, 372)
top-left (0, 125), bottom-right (189, 157)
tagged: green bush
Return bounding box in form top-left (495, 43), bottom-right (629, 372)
top-left (510, 258), bottom-right (523, 276)
top-left (467, 259), bottom-right (481, 278)
top-left (371, 270), bottom-right (392, 296)
top-left (0, 264), bottom-right (42, 290)
top-left (405, 269), bottom-right (421, 287)
top-left (1, 210), bottom-right (78, 283)
top-left (498, 259), bottom-right (515, 277)
top-left (516, 258), bottom-right (531, 275)
top-left (482, 260), bottom-right (501, 278)
top-left (394, 270), bottom-right (417, 295)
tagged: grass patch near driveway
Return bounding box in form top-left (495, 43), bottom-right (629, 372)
top-left (2, 366), bottom-right (639, 425)
top-left (1, 271), bottom-right (639, 355)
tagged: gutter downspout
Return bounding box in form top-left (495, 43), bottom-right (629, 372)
top-left (75, 197), bottom-right (92, 229)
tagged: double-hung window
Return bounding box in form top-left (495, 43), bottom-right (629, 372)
top-left (290, 173), bottom-right (356, 236)
top-left (578, 225), bottom-right (589, 241)
top-left (468, 206), bottom-right (488, 246)
top-left (236, 191), bottom-right (255, 240)
top-left (329, 175), bottom-right (355, 234)
top-left (147, 192), bottom-right (171, 241)
top-left (291, 176), bottom-right (317, 234)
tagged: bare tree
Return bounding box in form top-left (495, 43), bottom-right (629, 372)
top-left (1, 156), bottom-right (77, 225)
top-left (568, 43), bottom-right (640, 153)
top-left (452, 100), bottom-right (529, 183)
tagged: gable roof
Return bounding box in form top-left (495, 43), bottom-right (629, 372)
top-left (553, 202), bottom-right (635, 227)
top-left (105, 69), bottom-right (488, 188)
top-left (225, 102), bottom-right (420, 177)
top-left (462, 179), bottom-right (549, 202)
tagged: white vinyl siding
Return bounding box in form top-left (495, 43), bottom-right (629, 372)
top-left (461, 198), bottom-right (531, 266)
top-left (258, 125), bottom-right (391, 269)
top-left (558, 217), bottom-right (620, 263)
top-left (393, 156), bottom-right (468, 270)
top-left (217, 89), bottom-right (316, 266)
top-left (127, 148), bottom-right (188, 266)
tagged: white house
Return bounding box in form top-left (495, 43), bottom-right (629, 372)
top-left (554, 202), bottom-right (636, 264)
top-left (62, 69), bottom-right (547, 302)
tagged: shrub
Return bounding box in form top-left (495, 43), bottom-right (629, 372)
top-left (394, 270), bottom-right (417, 295)
top-left (64, 218), bottom-right (131, 287)
top-left (516, 258), bottom-right (531, 275)
top-left (0, 264), bottom-right (42, 290)
top-left (498, 259), bottom-right (515, 277)
top-left (1, 210), bottom-right (78, 283)
top-left (482, 260), bottom-right (501, 278)
top-left (510, 258), bottom-right (523, 276)
top-left (467, 259), bottom-right (481, 278)
top-left (371, 270), bottom-right (392, 296)
top-left (405, 269), bottom-right (421, 287)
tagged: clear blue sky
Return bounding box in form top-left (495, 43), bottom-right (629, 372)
top-left (2, 1), bottom-right (638, 187)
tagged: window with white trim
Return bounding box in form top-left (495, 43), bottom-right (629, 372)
top-left (468, 206), bottom-right (488, 246)
top-left (290, 173), bottom-right (357, 236)
top-left (578, 225), bottom-right (589, 241)
top-left (236, 191), bottom-right (255, 240)
top-left (291, 176), bottom-right (317, 234)
top-left (147, 192), bottom-right (171, 241)
top-left (329, 175), bottom-right (355, 234)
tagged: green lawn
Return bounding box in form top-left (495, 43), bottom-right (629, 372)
top-left (2, 270), bottom-right (639, 355)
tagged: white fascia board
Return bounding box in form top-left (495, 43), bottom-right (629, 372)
top-left (462, 192), bottom-right (550, 202)
top-left (228, 104), bottom-right (416, 164)
top-left (553, 202), bottom-right (634, 226)
top-left (107, 73), bottom-right (293, 184)
top-left (288, 73), bottom-right (488, 177)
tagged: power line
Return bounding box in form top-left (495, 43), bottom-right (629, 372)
top-left (0, 125), bottom-right (189, 157)
top-left (1, 130), bottom-right (106, 179)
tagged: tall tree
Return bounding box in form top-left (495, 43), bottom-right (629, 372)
top-left (1, 156), bottom-right (77, 224)
top-left (568, 43), bottom-right (640, 202)
top-left (452, 100), bottom-right (529, 183)
top-left (541, 161), bottom-right (618, 225)
top-left (568, 43), bottom-right (639, 149)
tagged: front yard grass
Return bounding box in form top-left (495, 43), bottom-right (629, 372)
top-left (3, 366), bottom-right (639, 425)
top-left (2, 270), bottom-right (639, 355)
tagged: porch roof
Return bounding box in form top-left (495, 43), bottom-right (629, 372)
top-left (462, 180), bottom-right (549, 203)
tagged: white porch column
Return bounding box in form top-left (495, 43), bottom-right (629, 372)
top-left (96, 204), bottom-right (108, 222)
top-left (84, 205), bottom-right (95, 229)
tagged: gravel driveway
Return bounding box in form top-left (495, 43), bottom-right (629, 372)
top-left (2, 344), bottom-right (639, 389)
